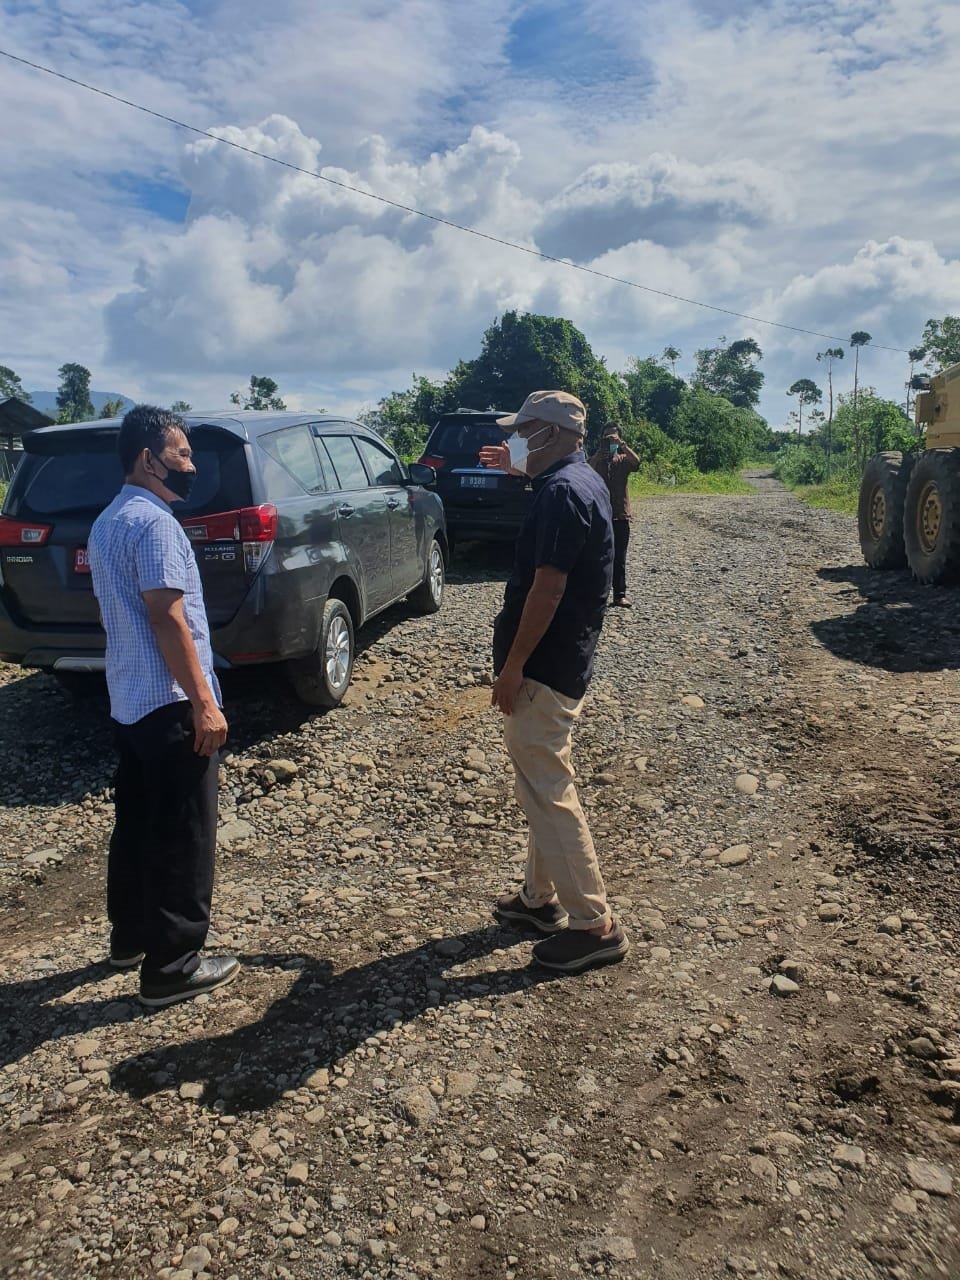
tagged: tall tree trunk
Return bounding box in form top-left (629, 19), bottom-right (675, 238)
top-left (853, 348), bottom-right (860, 415)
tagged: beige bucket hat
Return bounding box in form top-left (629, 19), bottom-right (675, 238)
top-left (496, 390), bottom-right (586, 435)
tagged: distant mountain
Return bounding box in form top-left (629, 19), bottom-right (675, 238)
top-left (26, 390), bottom-right (137, 418)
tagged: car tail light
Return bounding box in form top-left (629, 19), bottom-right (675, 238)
top-left (179, 505), bottom-right (277, 575)
top-left (0, 516), bottom-right (52, 547)
top-left (417, 454), bottom-right (447, 470)
top-left (239, 505), bottom-right (278, 542)
top-left (240, 504), bottom-right (277, 574)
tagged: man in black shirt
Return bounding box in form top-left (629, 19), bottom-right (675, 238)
top-left (479, 391), bottom-right (629, 974)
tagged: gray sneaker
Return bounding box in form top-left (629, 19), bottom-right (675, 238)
top-left (493, 891), bottom-right (568, 933)
top-left (532, 921), bottom-right (629, 973)
top-left (139, 956), bottom-right (240, 1008)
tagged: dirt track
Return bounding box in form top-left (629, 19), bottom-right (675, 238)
top-left (0, 474), bottom-right (957, 1280)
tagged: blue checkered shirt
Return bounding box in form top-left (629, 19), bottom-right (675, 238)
top-left (89, 484), bottom-right (221, 725)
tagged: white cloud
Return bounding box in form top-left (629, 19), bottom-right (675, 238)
top-left (105, 117), bottom-right (731, 383)
top-left (3, 0), bottom-right (960, 427)
top-left (537, 153), bottom-right (792, 258)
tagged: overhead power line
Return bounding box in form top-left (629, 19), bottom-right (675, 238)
top-left (0, 47), bottom-right (912, 354)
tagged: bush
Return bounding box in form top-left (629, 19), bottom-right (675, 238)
top-left (674, 386), bottom-right (752, 472)
top-left (776, 442), bottom-right (828, 486)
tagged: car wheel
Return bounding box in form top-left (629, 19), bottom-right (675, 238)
top-left (288, 598), bottom-right (355, 707)
top-left (409, 537), bottom-right (445, 614)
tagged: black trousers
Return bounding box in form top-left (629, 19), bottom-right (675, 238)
top-left (613, 518), bottom-right (631, 600)
top-left (108, 701), bottom-right (218, 980)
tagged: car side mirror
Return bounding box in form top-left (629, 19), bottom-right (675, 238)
top-left (407, 462), bottom-right (436, 486)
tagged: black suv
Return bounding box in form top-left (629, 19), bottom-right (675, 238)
top-left (0, 412), bottom-right (446, 707)
top-left (418, 410), bottom-right (532, 546)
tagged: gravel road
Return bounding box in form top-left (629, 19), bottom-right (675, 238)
top-left (0, 473), bottom-right (957, 1280)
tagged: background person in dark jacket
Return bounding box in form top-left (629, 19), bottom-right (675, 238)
top-left (478, 391), bottom-right (630, 975)
top-left (588, 422), bottom-right (640, 607)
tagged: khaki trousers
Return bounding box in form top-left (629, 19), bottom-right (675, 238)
top-left (502, 677), bottom-right (610, 930)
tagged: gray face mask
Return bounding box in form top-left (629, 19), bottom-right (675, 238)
top-left (506, 424), bottom-right (553, 474)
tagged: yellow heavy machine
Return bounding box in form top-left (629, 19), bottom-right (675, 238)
top-left (858, 361), bottom-right (960, 583)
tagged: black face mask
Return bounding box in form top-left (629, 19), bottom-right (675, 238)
top-left (150, 452), bottom-right (197, 502)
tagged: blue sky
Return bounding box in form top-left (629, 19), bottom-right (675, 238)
top-left (1, 0), bottom-right (959, 425)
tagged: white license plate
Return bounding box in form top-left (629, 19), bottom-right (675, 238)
top-left (460, 474), bottom-right (495, 489)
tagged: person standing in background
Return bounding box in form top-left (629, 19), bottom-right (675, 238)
top-left (588, 423), bottom-right (640, 607)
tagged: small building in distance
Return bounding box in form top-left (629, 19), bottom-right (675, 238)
top-left (0, 397), bottom-right (54, 483)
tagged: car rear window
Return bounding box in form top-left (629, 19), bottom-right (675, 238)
top-left (259, 425), bottom-right (326, 495)
top-left (429, 419), bottom-right (506, 454)
top-left (6, 432), bottom-right (251, 519)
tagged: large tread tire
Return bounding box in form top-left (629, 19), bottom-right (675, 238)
top-left (904, 450), bottom-right (960, 585)
top-left (858, 452), bottom-right (912, 569)
top-left (408, 537), bottom-right (445, 614)
top-left (288, 598), bottom-right (355, 708)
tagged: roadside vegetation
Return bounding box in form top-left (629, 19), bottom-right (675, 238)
top-left (772, 315), bottom-right (960, 516)
top-left (630, 470), bottom-right (753, 498)
top-left (363, 312), bottom-right (773, 478)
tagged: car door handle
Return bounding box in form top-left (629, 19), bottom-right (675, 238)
top-left (338, 503), bottom-right (355, 518)
top-left (386, 497), bottom-right (401, 510)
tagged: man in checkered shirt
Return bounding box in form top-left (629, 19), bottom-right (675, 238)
top-left (89, 405), bottom-right (239, 1008)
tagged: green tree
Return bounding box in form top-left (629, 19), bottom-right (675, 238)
top-left (673, 385), bottom-right (755, 471)
top-left (787, 378), bottom-right (822, 436)
top-left (815, 347), bottom-right (844, 466)
top-left (56, 362), bottom-right (95, 423)
top-left (171, 400), bottom-right (192, 413)
top-left (230, 376), bottom-right (287, 411)
top-left (661, 345), bottom-right (681, 376)
top-left (98, 398), bottom-right (126, 419)
top-left (362, 373), bottom-right (460, 454)
top-left (621, 358), bottom-right (687, 436)
top-left (919, 317), bottom-right (960, 371)
top-left (832, 388), bottom-right (911, 469)
top-left (0, 365), bottom-right (31, 403)
top-left (692, 337), bottom-right (764, 409)
top-left (849, 331), bottom-right (871, 417)
top-left (452, 311), bottom-right (632, 447)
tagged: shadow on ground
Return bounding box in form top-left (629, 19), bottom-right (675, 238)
top-left (811, 564), bottom-right (960, 673)
top-left (107, 927), bottom-right (552, 1111)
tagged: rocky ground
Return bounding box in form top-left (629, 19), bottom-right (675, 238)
top-left (0, 473), bottom-right (957, 1280)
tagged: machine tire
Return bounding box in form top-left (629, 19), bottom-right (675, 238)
top-left (858, 451), bottom-right (912, 569)
top-left (288, 598), bottom-right (355, 707)
top-left (409, 537), bottom-right (445, 614)
top-left (904, 449), bottom-right (960, 585)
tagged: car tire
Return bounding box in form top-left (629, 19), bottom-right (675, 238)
top-left (288, 598), bottom-right (355, 708)
top-left (409, 537), bottom-right (445, 614)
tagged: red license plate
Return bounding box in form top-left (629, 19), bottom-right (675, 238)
top-left (74, 547), bottom-right (91, 574)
